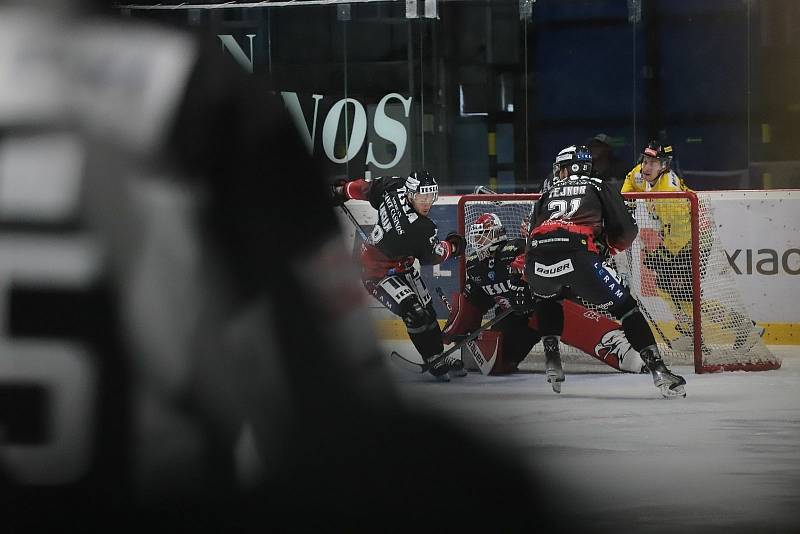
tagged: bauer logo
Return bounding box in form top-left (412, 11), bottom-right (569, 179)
top-left (534, 259), bottom-right (574, 277)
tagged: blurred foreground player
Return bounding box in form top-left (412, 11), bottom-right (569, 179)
top-left (332, 171), bottom-right (467, 381)
top-left (0, 4), bottom-right (551, 531)
top-left (525, 145), bottom-right (686, 397)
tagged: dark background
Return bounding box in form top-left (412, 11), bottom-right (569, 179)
top-left (122, 0), bottom-right (800, 192)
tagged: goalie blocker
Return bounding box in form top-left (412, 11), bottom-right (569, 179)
top-left (453, 297), bottom-right (646, 375)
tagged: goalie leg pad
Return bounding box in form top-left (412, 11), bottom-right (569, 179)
top-left (461, 330), bottom-right (503, 375)
top-left (441, 292), bottom-right (483, 345)
top-left (494, 314), bottom-right (540, 373)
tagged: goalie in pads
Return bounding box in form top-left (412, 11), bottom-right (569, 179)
top-left (442, 213), bottom-right (647, 376)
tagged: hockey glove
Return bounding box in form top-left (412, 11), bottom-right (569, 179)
top-left (445, 232), bottom-right (467, 258)
top-left (509, 286), bottom-right (535, 314)
top-left (510, 253), bottom-right (526, 276)
top-left (330, 179), bottom-right (349, 206)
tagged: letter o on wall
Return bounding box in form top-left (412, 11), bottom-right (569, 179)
top-left (783, 249), bottom-right (800, 275)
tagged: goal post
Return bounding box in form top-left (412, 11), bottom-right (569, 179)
top-left (457, 191), bottom-right (781, 374)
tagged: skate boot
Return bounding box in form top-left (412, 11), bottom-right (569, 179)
top-left (640, 345), bottom-right (686, 398)
top-left (542, 336), bottom-right (565, 393)
top-left (426, 354), bottom-right (451, 382)
top-left (444, 354), bottom-right (467, 378)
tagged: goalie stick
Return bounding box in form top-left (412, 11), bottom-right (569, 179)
top-left (390, 307), bottom-right (514, 374)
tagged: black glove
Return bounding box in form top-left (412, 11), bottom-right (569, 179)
top-left (330, 179), bottom-right (348, 206)
top-left (509, 287), bottom-right (535, 314)
top-left (445, 232), bottom-right (466, 257)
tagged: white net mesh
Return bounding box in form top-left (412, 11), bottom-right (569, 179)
top-left (460, 192), bottom-right (780, 373)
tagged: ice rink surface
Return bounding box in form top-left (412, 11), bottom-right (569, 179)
top-left (384, 343), bottom-right (800, 533)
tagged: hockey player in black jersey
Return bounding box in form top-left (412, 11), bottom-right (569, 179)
top-left (332, 171), bottom-right (468, 381)
top-left (442, 212), bottom-right (646, 375)
top-left (524, 145), bottom-right (686, 398)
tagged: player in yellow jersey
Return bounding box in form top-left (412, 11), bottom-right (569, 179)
top-left (622, 141), bottom-right (764, 353)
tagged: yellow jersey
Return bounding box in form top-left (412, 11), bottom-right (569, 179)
top-left (621, 165), bottom-right (691, 254)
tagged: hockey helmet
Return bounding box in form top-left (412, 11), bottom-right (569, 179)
top-left (552, 145), bottom-right (592, 180)
top-left (640, 140), bottom-right (673, 181)
top-left (468, 212), bottom-right (506, 260)
top-left (642, 140), bottom-right (673, 165)
top-left (406, 170), bottom-right (439, 205)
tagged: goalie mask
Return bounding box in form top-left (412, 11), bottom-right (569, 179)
top-left (552, 144), bottom-right (592, 180)
top-left (468, 213), bottom-right (506, 260)
top-left (405, 170), bottom-right (439, 215)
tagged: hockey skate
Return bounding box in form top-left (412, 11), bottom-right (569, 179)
top-left (733, 321), bottom-right (765, 353)
top-left (444, 354), bottom-right (467, 378)
top-left (426, 354), bottom-right (452, 382)
top-left (542, 336), bottom-right (565, 394)
top-left (640, 346), bottom-right (686, 398)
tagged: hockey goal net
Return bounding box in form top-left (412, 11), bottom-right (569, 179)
top-left (457, 192), bottom-right (780, 373)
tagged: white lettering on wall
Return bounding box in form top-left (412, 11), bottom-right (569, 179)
top-left (280, 91), bottom-right (413, 170)
top-left (366, 93), bottom-right (412, 169)
top-left (217, 34), bottom-right (256, 73)
top-left (281, 92), bottom-right (323, 153)
top-left (322, 98), bottom-right (368, 164)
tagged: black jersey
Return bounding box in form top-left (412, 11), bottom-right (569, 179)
top-left (464, 238), bottom-right (533, 314)
top-left (530, 174), bottom-right (637, 253)
top-left (360, 176), bottom-right (449, 278)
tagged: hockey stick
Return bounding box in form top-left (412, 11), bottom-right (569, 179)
top-left (435, 287), bottom-right (451, 312)
top-left (390, 307), bottom-right (513, 374)
top-left (339, 203), bottom-right (368, 241)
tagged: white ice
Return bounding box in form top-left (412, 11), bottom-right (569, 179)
top-left (384, 343), bottom-right (800, 533)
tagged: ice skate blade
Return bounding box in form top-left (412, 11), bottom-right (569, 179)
top-left (657, 383), bottom-right (686, 398)
top-left (546, 371), bottom-right (564, 394)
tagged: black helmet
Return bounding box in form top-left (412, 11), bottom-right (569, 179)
top-left (642, 140), bottom-right (673, 165)
top-left (405, 170), bottom-right (439, 202)
top-left (552, 145), bottom-right (592, 179)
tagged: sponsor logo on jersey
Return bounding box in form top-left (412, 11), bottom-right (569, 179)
top-left (532, 237), bottom-right (569, 246)
top-left (534, 259), bottom-right (574, 277)
top-left (488, 271), bottom-right (495, 281)
top-left (503, 244), bottom-right (516, 252)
